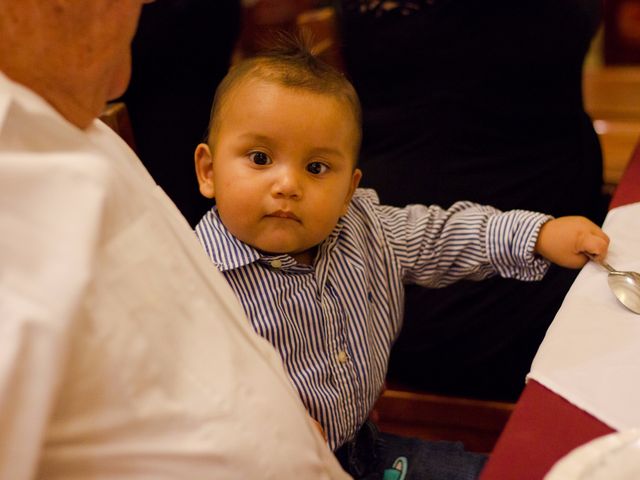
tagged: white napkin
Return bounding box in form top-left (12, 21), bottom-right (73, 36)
top-left (528, 202), bottom-right (640, 430)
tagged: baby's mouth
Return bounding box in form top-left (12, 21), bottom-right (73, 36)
top-left (266, 210), bottom-right (301, 222)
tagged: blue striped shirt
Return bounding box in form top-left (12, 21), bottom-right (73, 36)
top-left (195, 188), bottom-right (551, 450)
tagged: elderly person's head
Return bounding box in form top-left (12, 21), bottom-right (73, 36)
top-left (0, 0), bottom-right (153, 128)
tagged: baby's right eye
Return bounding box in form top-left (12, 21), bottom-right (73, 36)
top-left (249, 151), bottom-right (271, 165)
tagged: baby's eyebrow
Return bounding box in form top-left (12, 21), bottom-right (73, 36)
top-left (309, 147), bottom-right (346, 158)
top-left (238, 133), bottom-right (272, 144)
top-left (235, 133), bottom-right (349, 161)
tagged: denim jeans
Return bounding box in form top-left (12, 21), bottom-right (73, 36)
top-left (335, 421), bottom-right (487, 480)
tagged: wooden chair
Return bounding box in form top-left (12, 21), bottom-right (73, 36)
top-left (583, 66), bottom-right (640, 191)
top-left (99, 101), bottom-right (137, 152)
top-left (373, 383), bottom-right (515, 454)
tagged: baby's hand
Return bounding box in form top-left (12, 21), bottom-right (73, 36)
top-left (535, 216), bottom-right (610, 268)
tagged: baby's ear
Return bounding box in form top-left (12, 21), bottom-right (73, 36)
top-left (341, 168), bottom-right (362, 216)
top-left (194, 143), bottom-right (215, 199)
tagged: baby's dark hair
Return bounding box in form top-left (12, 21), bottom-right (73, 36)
top-left (205, 33), bottom-right (362, 155)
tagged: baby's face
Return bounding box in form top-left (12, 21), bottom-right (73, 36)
top-left (196, 78), bottom-right (361, 265)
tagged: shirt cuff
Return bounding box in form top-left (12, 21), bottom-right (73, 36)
top-left (486, 210), bottom-right (553, 281)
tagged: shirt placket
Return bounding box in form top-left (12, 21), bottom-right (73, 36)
top-left (320, 278), bottom-right (362, 445)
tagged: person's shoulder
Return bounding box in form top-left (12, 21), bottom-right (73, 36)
top-left (350, 188), bottom-right (381, 208)
top-left (343, 188), bottom-right (382, 222)
top-left (340, 188), bottom-right (387, 236)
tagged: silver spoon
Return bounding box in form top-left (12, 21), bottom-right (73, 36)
top-left (585, 253), bottom-right (640, 315)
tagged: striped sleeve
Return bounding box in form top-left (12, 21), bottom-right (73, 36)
top-left (486, 209), bottom-right (552, 280)
top-left (363, 196), bottom-right (551, 287)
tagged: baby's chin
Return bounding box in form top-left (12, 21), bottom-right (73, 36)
top-left (249, 237), bottom-right (309, 256)
top-left (254, 245), bottom-right (309, 257)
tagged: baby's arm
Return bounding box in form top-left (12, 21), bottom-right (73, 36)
top-left (535, 216), bottom-right (610, 268)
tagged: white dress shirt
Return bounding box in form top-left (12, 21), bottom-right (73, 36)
top-left (0, 71), bottom-right (350, 480)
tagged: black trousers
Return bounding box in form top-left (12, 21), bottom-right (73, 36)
top-left (335, 421), bottom-right (487, 480)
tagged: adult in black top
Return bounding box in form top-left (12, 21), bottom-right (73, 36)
top-left (338, 0), bottom-right (605, 401)
top-left (121, 0), bottom-right (242, 227)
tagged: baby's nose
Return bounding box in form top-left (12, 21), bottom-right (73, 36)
top-left (272, 169), bottom-right (302, 198)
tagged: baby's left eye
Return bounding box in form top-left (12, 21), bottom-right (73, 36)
top-left (249, 151), bottom-right (271, 165)
top-left (307, 162), bottom-right (328, 175)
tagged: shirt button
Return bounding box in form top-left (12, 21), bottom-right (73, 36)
top-left (270, 259), bottom-right (283, 269)
top-left (336, 351), bottom-right (349, 364)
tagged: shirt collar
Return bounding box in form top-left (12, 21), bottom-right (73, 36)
top-left (196, 207), bottom-right (345, 273)
top-left (196, 208), bottom-right (260, 271)
top-left (0, 70), bottom-right (107, 137)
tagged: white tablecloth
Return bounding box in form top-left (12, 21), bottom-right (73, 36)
top-left (528, 202), bottom-right (640, 430)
